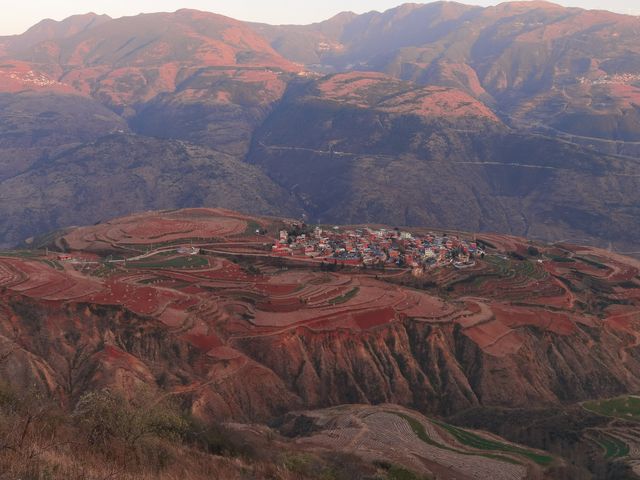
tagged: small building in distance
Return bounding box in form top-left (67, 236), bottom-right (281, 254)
top-left (178, 246), bottom-right (200, 255)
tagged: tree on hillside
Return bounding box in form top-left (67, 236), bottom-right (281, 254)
top-left (73, 387), bottom-right (186, 451)
top-left (59, 330), bottom-right (100, 400)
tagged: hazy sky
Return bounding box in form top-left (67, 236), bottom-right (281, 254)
top-left (1, 0), bottom-right (639, 36)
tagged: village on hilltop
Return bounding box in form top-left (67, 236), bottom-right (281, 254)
top-left (271, 222), bottom-right (485, 273)
top-left (49, 213), bottom-right (488, 276)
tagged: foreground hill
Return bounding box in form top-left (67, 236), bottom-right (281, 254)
top-left (1, 208), bottom-right (640, 477)
top-left (0, 395), bottom-right (553, 480)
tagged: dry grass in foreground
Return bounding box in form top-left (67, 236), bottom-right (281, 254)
top-left (0, 379), bottom-right (427, 480)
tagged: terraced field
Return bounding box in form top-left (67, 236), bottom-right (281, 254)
top-left (287, 405), bottom-right (546, 480)
top-left (584, 396), bottom-right (640, 423)
top-left (58, 208), bottom-right (253, 252)
top-left (580, 395), bottom-right (640, 474)
top-left (2, 208), bottom-right (640, 477)
top-left (3, 207), bottom-right (639, 362)
top-left (591, 432), bottom-right (631, 459)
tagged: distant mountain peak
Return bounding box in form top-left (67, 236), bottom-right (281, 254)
top-left (23, 12), bottom-right (112, 35)
top-left (491, 0), bottom-right (566, 12)
top-left (7, 12), bottom-right (112, 52)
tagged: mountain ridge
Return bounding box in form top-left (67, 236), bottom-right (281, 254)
top-left (0, 2), bottom-right (639, 255)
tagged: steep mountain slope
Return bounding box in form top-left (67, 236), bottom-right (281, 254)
top-left (256, 2), bottom-right (640, 153)
top-left (0, 135), bottom-right (298, 246)
top-left (0, 10), bottom-right (302, 245)
top-left (0, 4), bottom-right (638, 255)
top-left (0, 91), bottom-right (128, 182)
top-left (253, 2), bottom-right (481, 69)
top-left (249, 72), bottom-right (640, 252)
top-left (0, 9), bottom-right (299, 155)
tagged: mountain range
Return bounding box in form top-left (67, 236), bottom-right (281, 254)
top-left (0, 2), bottom-right (639, 254)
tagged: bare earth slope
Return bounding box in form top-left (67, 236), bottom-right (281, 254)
top-left (3, 208), bottom-right (640, 476)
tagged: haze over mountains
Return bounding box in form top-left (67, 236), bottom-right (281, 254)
top-left (0, 2), bottom-right (639, 252)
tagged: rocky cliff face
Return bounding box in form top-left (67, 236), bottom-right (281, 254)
top-left (3, 288), bottom-right (639, 422)
top-left (232, 318), bottom-right (640, 417)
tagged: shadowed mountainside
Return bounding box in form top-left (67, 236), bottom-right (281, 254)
top-left (0, 135), bottom-right (298, 245)
top-left (0, 3), bottom-right (639, 255)
top-left (248, 72), bottom-right (640, 252)
top-left (256, 1), bottom-right (640, 149)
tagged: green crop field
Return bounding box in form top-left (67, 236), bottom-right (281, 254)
top-left (394, 413), bottom-right (441, 448)
top-left (584, 396), bottom-right (640, 422)
top-left (243, 220), bottom-right (263, 236)
top-left (391, 413), bottom-right (553, 466)
top-left (548, 255), bottom-right (575, 263)
top-left (591, 433), bottom-right (629, 459)
top-left (575, 256), bottom-right (608, 270)
top-left (328, 287), bottom-right (360, 305)
top-left (41, 259), bottom-right (63, 270)
top-left (0, 250), bottom-right (41, 258)
top-left (432, 420), bottom-right (553, 466)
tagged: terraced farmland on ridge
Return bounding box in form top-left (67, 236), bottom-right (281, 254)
top-left (584, 396), bottom-right (640, 423)
top-left (581, 396), bottom-right (640, 476)
top-left (3, 207), bottom-right (640, 360)
top-left (3, 208), bottom-right (640, 347)
top-left (286, 405), bottom-right (551, 479)
top-left (2, 208), bottom-right (640, 477)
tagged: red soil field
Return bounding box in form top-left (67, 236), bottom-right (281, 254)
top-left (0, 258), bottom-right (103, 301)
top-left (186, 333), bottom-right (223, 352)
top-left (5, 209), bottom-right (640, 374)
top-left (256, 298), bottom-right (303, 313)
top-left (463, 320), bottom-right (522, 355)
top-left (353, 307), bottom-right (396, 330)
top-left (483, 330), bottom-right (525, 357)
top-left (206, 346), bottom-right (243, 361)
top-left (62, 209), bottom-right (248, 250)
top-left (256, 283), bottom-right (299, 295)
top-left (492, 304), bottom-right (577, 336)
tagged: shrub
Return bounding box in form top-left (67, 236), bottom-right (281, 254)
top-left (527, 246), bottom-right (540, 257)
top-left (73, 387), bottom-right (187, 450)
top-left (182, 415), bottom-right (256, 458)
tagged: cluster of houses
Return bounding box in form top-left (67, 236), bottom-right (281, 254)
top-left (271, 224), bottom-right (485, 270)
top-left (578, 73), bottom-right (640, 86)
top-left (8, 69), bottom-right (60, 87)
